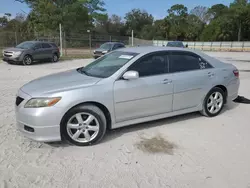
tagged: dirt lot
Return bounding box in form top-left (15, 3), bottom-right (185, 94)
top-left (0, 52), bottom-right (250, 188)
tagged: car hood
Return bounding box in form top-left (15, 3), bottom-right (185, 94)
top-left (20, 69), bottom-right (102, 96)
top-left (4, 47), bottom-right (27, 52)
top-left (94, 48), bottom-right (110, 52)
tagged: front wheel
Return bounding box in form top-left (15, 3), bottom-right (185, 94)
top-left (61, 105), bottom-right (107, 146)
top-left (22, 55), bottom-right (33, 65)
top-left (201, 87), bottom-right (225, 117)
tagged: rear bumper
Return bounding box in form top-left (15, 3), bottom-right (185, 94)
top-left (226, 78), bottom-right (240, 102)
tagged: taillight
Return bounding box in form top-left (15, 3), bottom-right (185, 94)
top-left (233, 70), bottom-right (239, 78)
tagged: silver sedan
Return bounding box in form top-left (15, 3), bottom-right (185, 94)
top-left (15, 47), bottom-right (240, 146)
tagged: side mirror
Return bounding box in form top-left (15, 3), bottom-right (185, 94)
top-left (122, 71), bottom-right (139, 80)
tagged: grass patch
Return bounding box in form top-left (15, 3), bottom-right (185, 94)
top-left (60, 54), bottom-right (92, 61)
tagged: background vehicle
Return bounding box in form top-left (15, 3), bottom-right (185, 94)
top-left (93, 42), bottom-right (125, 59)
top-left (2, 41), bottom-right (60, 65)
top-left (166, 41), bottom-right (188, 48)
top-left (15, 47), bottom-right (239, 146)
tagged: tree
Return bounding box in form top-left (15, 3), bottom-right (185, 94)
top-left (190, 6), bottom-right (209, 23)
top-left (186, 14), bottom-right (205, 40)
top-left (124, 9), bottom-right (154, 37)
top-left (0, 16), bottom-right (8, 28)
top-left (15, 0), bottom-right (106, 33)
top-left (166, 4), bottom-right (188, 40)
top-left (230, 0), bottom-right (249, 41)
top-left (207, 4), bottom-right (228, 19)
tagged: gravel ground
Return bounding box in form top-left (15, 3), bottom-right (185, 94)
top-left (0, 52), bottom-right (250, 188)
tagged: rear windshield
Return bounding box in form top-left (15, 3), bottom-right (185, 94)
top-left (50, 43), bottom-right (58, 48)
top-left (167, 42), bottom-right (184, 47)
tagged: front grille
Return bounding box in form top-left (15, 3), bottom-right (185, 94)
top-left (16, 96), bottom-right (24, 106)
top-left (4, 54), bottom-right (12, 57)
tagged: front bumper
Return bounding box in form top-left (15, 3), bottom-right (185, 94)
top-left (15, 89), bottom-right (62, 142)
top-left (2, 56), bottom-right (22, 63)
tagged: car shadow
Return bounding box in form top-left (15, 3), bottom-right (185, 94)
top-left (47, 99), bottom-right (241, 147)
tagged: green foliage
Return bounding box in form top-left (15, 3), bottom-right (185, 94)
top-left (2, 0), bottom-right (250, 42)
top-left (125, 9), bottom-right (154, 37)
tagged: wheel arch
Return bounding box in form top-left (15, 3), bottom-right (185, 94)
top-left (60, 101), bottom-right (112, 132)
top-left (214, 85), bottom-right (228, 103)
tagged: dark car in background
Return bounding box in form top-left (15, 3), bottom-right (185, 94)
top-left (2, 41), bottom-right (60, 65)
top-left (166, 41), bottom-right (188, 48)
top-left (93, 42), bottom-right (125, 59)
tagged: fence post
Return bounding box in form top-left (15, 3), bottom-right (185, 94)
top-left (210, 42), bottom-right (213, 51)
top-left (15, 32), bottom-right (18, 45)
top-left (242, 41), bottom-right (245, 52)
top-left (63, 32), bottom-right (67, 56)
top-left (131, 30), bottom-right (134, 46)
top-left (220, 41), bottom-right (222, 51)
top-left (59, 23), bottom-right (63, 57)
top-left (230, 41), bottom-right (233, 52)
top-left (194, 41), bottom-right (196, 49)
top-left (201, 41), bottom-right (204, 50)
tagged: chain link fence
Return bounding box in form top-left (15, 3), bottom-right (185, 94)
top-left (0, 31), bottom-right (130, 57)
top-left (153, 40), bottom-right (250, 52)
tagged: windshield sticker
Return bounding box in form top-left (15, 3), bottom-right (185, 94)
top-left (119, 55), bottom-right (134, 59)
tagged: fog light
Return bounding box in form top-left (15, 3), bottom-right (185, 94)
top-left (24, 125), bottom-right (34, 133)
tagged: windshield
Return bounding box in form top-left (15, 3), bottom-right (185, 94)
top-left (99, 43), bottom-right (112, 50)
top-left (16, 42), bottom-right (35, 49)
top-left (167, 42), bottom-right (184, 47)
top-left (78, 51), bottom-right (139, 78)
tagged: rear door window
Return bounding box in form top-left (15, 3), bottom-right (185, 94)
top-left (42, 43), bottom-right (52, 49)
top-left (168, 51), bottom-right (212, 73)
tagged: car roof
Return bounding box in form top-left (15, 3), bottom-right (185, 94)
top-left (117, 46), bottom-right (226, 68)
top-left (23, 41), bottom-right (54, 44)
top-left (103, 42), bottom-right (124, 45)
top-left (117, 46), bottom-right (191, 54)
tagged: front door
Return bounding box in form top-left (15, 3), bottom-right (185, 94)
top-left (114, 52), bottom-right (174, 122)
top-left (168, 51), bottom-right (215, 111)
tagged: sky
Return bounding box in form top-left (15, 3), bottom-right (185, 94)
top-left (0, 0), bottom-right (232, 20)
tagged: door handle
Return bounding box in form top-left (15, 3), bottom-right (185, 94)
top-left (163, 79), bottom-right (172, 84)
top-left (208, 72), bottom-right (215, 77)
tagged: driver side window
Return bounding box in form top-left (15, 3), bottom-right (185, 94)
top-left (34, 43), bottom-right (42, 50)
top-left (127, 53), bottom-right (168, 77)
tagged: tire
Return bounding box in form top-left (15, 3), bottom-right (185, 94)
top-left (52, 53), bottom-right (59, 62)
top-left (200, 87), bottom-right (225, 117)
top-left (22, 55), bottom-right (33, 65)
top-left (61, 104), bottom-right (107, 146)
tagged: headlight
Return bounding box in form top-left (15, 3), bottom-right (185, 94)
top-left (24, 97), bottom-right (61, 108)
top-left (102, 50), bottom-right (108, 54)
top-left (13, 51), bottom-right (22, 56)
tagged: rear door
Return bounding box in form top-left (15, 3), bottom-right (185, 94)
top-left (168, 51), bottom-right (214, 111)
top-left (41, 43), bottom-right (53, 59)
top-left (32, 43), bottom-right (43, 60)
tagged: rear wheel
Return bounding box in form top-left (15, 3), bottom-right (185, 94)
top-left (61, 105), bottom-right (107, 146)
top-left (22, 55), bottom-right (33, 65)
top-left (201, 87), bottom-right (225, 117)
top-left (52, 53), bottom-right (59, 62)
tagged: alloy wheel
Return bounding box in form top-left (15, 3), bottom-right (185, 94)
top-left (66, 112), bottom-right (100, 143)
top-left (207, 91), bottom-right (223, 114)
